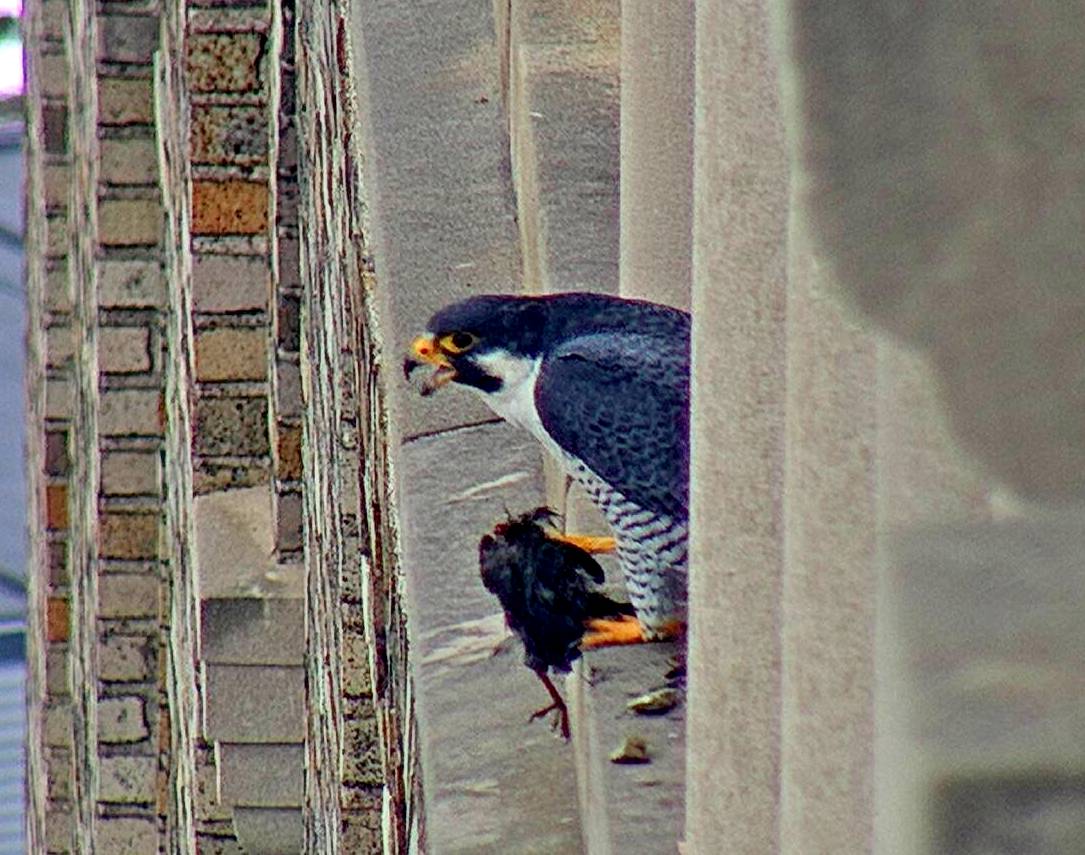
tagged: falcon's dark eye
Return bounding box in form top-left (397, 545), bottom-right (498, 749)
top-left (440, 331), bottom-right (478, 354)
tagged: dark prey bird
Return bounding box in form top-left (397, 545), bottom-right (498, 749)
top-left (479, 507), bottom-right (634, 739)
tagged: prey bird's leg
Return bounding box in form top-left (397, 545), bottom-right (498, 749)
top-left (529, 671), bottom-right (571, 740)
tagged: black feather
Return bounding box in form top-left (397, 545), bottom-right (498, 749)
top-left (479, 507), bottom-right (632, 676)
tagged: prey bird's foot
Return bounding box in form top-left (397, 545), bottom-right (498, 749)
top-left (532, 671), bottom-right (571, 740)
top-left (550, 532), bottom-right (617, 554)
top-left (528, 699), bottom-right (571, 740)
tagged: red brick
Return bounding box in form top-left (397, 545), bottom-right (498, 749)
top-left (193, 397), bottom-right (270, 456)
top-left (40, 52), bottom-right (68, 100)
top-left (158, 706), bottom-right (170, 753)
top-left (42, 104), bottom-right (68, 153)
top-left (97, 15), bottom-right (158, 64)
top-left (99, 138), bottom-right (158, 186)
top-left (277, 424), bottom-right (302, 480)
top-left (98, 327), bottom-right (152, 374)
top-left (43, 164), bottom-right (70, 212)
top-left (99, 389), bottom-right (164, 437)
top-left (45, 430), bottom-right (69, 476)
top-left (47, 597), bottom-right (69, 643)
top-left (46, 484), bottom-right (68, 531)
top-left (98, 199), bottom-right (163, 247)
top-left (48, 540), bottom-right (69, 587)
top-left (192, 254), bottom-right (269, 312)
top-left (190, 105), bottom-right (268, 166)
top-left (191, 180), bottom-right (269, 236)
top-left (156, 766), bottom-right (169, 815)
top-left (276, 491), bottom-right (303, 552)
top-left (98, 574), bottom-right (158, 619)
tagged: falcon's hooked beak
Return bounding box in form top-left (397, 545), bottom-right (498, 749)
top-left (403, 335), bottom-right (458, 397)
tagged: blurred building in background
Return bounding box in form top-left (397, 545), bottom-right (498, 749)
top-left (1, 4), bottom-right (26, 851)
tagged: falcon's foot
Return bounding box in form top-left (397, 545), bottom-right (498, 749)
top-left (531, 672), bottom-right (570, 740)
top-left (581, 615), bottom-right (648, 648)
top-left (581, 616), bottom-right (686, 649)
top-left (549, 532), bottom-right (616, 554)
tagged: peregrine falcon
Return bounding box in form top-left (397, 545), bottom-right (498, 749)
top-left (404, 292), bottom-right (689, 647)
top-left (479, 507), bottom-right (635, 738)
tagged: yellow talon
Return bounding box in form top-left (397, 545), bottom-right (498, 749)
top-left (581, 615), bottom-right (648, 648)
top-left (550, 532), bottom-right (617, 554)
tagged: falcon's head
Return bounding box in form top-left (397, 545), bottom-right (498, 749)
top-left (403, 292), bottom-right (688, 397)
top-left (402, 295), bottom-right (549, 397)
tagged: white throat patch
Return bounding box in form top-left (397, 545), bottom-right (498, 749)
top-left (467, 351), bottom-right (548, 442)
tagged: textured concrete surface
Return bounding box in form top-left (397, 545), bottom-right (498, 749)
top-left (619, 0), bottom-right (693, 311)
top-left (873, 340), bottom-right (993, 851)
top-left (686, 1), bottom-right (788, 852)
top-left (350, 0), bottom-right (523, 439)
top-left (881, 511), bottom-right (1085, 855)
top-left (780, 221), bottom-right (877, 852)
top-left (509, 0), bottom-right (620, 296)
top-left (217, 743), bottom-right (303, 807)
top-left (232, 807), bottom-right (303, 855)
top-left (571, 643), bottom-right (686, 855)
top-left (875, 341), bottom-right (992, 529)
top-left (199, 599), bottom-right (304, 666)
top-left (203, 664), bottom-right (304, 744)
top-left (777, 1), bottom-right (1085, 502)
top-left (399, 421), bottom-right (586, 853)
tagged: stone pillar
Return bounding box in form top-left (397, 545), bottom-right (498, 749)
top-left (184, 3), bottom-right (311, 851)
top-left (775, 0), bottom-right (1085, 849)
top-left (156, 1), bottom-right (199, 848)
top-left (619, 0), bottom-right (693, 310)
top-left (507, 0), bottom-right (620, 298)
top-left (686, 1), bottom-right (788, 851)
top-left (779, 217), bottom-right (878, 851)
top-left (872, 342), bottom-right (992, 854)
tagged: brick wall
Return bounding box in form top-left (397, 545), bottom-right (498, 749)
top-left (25, 0), bottom-right (416, 852)
top-left (295, 1), bottom-right (418, 850)
top-left (25, 0), bottom-right (172, 851)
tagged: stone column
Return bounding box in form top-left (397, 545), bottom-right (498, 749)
top-left (779, 215), bottom-right (878, 852)
top-left (619, 0), bottom-right (694, 310)
top-left (686, 1), bottom-right (788, 851)
top-left (775, 0), bottom-right (1085, 849)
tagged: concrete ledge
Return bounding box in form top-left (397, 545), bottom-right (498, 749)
top-left (216, 743), bottom-right (303, 807)
top-left (232, 806), bottom-right (303, 855)
top-left (202, 664), bottom-right (304, 743)
top-left (508, 0), bottom-right (620, 295)
top-left (200, 598), bottom-right (304, 666)
top-left (399, 421), bottom-right (585, 852)
top-left (571, 643), bottom-right (686, 855)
